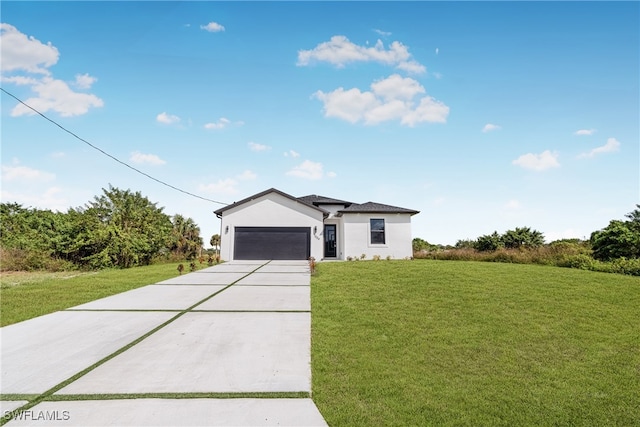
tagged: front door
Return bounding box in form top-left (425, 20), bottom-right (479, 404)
top-left (324, 225), bottom-right (337, 258)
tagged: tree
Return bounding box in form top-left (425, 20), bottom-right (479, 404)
top-left (502, 227), bottom-right (545, 249)
top-left (210, 234), bottom-right (221, 255)
top-left (474, 231), bottom-right (503, 251)
top-left (412, 238), bottom-right (430, 252)
top-left (69, 185), bottom-right (173, 268)
top-left (591, 206), bottom-right (640, 261)
top-left (455, 239), bottom-right (476, 249)
top-left (170, 214), bottom-right (203, 260)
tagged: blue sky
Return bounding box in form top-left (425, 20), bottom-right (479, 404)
top-left (2, 1), bottom-right (638, 246)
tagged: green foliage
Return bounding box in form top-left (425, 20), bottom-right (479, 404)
top-left (591, 206), bottom-right (640, 261)
top-left (169, 214), bottom-right (203, 260)
top-left (1, 185), bottom-right (204, 271)
top-left (68, 185), bottom-right (173, 268)
top-left (210, 234), bottom-right (221, 252)
top-left (474, 231), bottom-right (504, 251)
top-left (454, 239), bottom-right (475, 249)
top-left (502, 226), bottom-right (545, 249)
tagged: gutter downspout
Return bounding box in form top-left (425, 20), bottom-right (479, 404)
top-left (215, 211), bottom-right (222, 260)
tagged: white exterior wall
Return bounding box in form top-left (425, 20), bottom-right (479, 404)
top-left (321, 204), bottom-right (346, 217)
top-left (219, 193), bottom-right (324, 261)
top-left (341, 213), bottom-right (413, 260)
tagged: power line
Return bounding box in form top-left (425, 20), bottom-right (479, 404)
top-left (1, 88), bottom-right (229, 206)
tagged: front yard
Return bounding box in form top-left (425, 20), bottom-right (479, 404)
top-left (311, 260), bottom-right (640, 426)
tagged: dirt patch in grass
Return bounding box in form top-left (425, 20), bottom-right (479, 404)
top-left (0, 271), bottom-right (95, 288)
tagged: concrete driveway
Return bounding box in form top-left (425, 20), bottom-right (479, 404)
top-left (0, 261), bottom-right (327, 426)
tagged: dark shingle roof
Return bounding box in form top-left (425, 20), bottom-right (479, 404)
top-left (213, 188), bottom-right (418, 217)
top-left (297, 194), bottom-right (353, 207)
top-left (338, 202), bottom-right (419, 215)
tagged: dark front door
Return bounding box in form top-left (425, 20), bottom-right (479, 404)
top-left (324, 225), bottom-right (337, 258)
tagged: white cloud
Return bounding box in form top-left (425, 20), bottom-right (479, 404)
top-left (9, 76), bottom-right (104, 118)
top-left (199, 178), bottom-right (238, 195)
top-left (1, 75), bottom-right (39, 86)
top-left (2, 25), bottom-right (103, 117)
top-left (284, 150), bottom-right (300, 158)
top-left (297, 35), bottom-right (425, 74)
top-left (204, 117), bottom-right (230, 130)
top-left (512, 150), bottom-right (560, 171)
top-left (314, 87), bottom-right (378, 123)
top-left (129, 151), bottom-right (166, 166)
top-left (578, 137), bottom-right (620, 158)
top-left (482, 123), bottom-right (501, 133)
top-left (574, 129), bottom-right (596, 136)
top-left (0, 23), bottom-right (59, 74)
top-left (400, 96), bottom-right (450, 126)
top-left (374, 29), bottom-right (391, 36)
top-left (371, 74), bottom-right (425, 101)
top-left (156, 112), bottom-right (181, 125)
top-left (326, 171), bottom-right (337, 178)
top-left (237, 170), bottom-right (257, 181)
top-left (248, 142), bottom-right (271, 152)
top-left (74, 73), bottom-right (97, 89)
top-left (396, 60), bottom-right (427, 74)
top-left (201, 22), bottom-right (225, 32)
top-left (313, 74), bottom-right (449, 126)
top-left (286, 160), bottom-right (325, 180)
top-left (1, 163), bottom-right (55, 182)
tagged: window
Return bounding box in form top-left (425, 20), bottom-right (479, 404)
top-left (370, 218), bottom-right (385, 244)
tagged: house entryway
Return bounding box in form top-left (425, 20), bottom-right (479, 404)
top-left (324, 225), bottom-right (337, 258)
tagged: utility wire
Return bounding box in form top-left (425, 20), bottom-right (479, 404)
top-left (1, 88), bottom-right (229, 206)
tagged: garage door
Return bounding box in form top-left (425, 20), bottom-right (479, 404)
top-left (234, 227), bottom-right (311, 260)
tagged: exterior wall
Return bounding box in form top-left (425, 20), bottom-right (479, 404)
top-left (320, 204), bottom-right (347, 217)
top-left (219, 193), bottom-right (324, 261)
top-left (341, 213), bottom-right (413, 260)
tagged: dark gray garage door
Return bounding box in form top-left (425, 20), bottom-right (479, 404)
top-left (234, 227), bottom-right (311, 260)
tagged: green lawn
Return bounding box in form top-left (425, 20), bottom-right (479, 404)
top-left (311, 260), bottom-right (640, 426)
top-left (0, 262), bottom-right (207, 326)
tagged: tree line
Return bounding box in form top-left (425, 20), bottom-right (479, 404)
top-left (0, 185), bottom-right (208, 271)
top-left (413, 206), bottom-right (640, 276)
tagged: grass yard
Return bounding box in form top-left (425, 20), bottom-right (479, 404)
top-left (0, 262), bottom-right (207, 326)
top-left (311, 260), bottom-right (640, 426)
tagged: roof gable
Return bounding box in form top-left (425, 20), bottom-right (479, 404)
top-left (214, 188), bottom-right (419, 217)
top-left (214, 188), bottom-right (327, 217)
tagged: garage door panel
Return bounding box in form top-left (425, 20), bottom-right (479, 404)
top-left (234, 227), bottom-right (310, 260)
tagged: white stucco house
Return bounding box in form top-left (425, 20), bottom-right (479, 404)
top-left (214, 188), bottom-right (419, 261)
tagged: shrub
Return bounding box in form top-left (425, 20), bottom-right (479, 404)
top-left (0, 248), bottom-right (76, 272)
top-left (610, 257), bottom-right (640, 276)
top-left (562, 254), bottom-right (597, 270)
